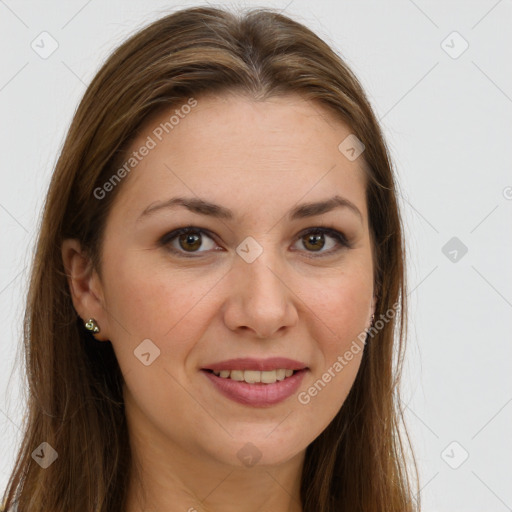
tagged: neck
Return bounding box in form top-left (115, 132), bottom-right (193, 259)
top-left (125, 446), bottom-right (304, 512)
top-left (123, 404), bottom-right (305, 512)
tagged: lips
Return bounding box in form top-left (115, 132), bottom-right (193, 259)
top-left (202, 357), bottom-right (308, 372)
top-left (205, 368), bottom-right (298, 385)
top-left (202, 368), bottom-right (308, 407)
top-left (200, 357), bottom-right (309, 407)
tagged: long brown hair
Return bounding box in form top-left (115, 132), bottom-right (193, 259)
top-left (1, 6), bottom-right (419, 511)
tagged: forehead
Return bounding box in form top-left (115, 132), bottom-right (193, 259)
top-left (108, 93), bottom-right (368, 226)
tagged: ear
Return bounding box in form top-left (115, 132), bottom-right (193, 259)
top-left (61, 238), bottom-right (110, 342)
top-left (370, 293), bottom-right (377, 317)
top-left (367, 292), bottom-right (377, 330)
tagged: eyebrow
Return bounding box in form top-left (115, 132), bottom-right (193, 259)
top-left (137, 194), bottom-right (363, 223)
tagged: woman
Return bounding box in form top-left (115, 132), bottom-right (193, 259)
top-left (1, 5), bottom-right (419, 512)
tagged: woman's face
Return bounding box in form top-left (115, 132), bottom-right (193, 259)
top-left (74, 93), bottom-right (375, 469)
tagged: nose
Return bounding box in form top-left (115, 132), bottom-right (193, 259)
top-left (222, 249), bottom-right (299, 339)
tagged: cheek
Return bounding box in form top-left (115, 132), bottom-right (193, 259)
top-left (103, 264), bottom-right (214, 420)
top-left (303, 267), bottom-right (372, 350)
top-left (104, 251), bottom-right (219, 338)
top-left (295, 275), bottom-right (369, 434)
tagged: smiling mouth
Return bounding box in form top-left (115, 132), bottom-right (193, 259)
top-left (201, 367), bottom-right (308, 407)
top-left (202, 368), bottom-right (301, 384)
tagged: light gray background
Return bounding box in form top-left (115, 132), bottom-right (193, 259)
top-left (1, 1), bottom-right (511, 510)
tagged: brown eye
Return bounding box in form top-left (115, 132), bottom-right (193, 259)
top-left (302, 232), bottom-right (326, 252)
top-left (160, 225), bottom-right (351, 259)
top-left (161, 227), bottom-right (217, 257)
top-left (293, 227), bottom-right (351, 257)
top-left (178, 231), bottom-right (203, 252)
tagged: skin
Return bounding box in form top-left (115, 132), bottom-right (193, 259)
top-left (62, 92), bottom-right (376, 512)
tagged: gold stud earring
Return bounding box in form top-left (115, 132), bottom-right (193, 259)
top-left (84, 318), bottom-right (100, 333)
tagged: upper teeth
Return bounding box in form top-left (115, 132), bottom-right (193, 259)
top-left (212, 369), bottom-right (295, 383)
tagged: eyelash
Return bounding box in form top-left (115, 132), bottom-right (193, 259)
top-left (159, 225), bottom-right (352, 259)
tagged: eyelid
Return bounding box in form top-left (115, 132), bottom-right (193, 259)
top-left (292, 226), bottom-right (353, 258)
top-left (159, 225), bottom-right (352, 258)
top-left (159, 226), bottom-right (219, 256)
top-left (296, 226), bottom-right (351, 247)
